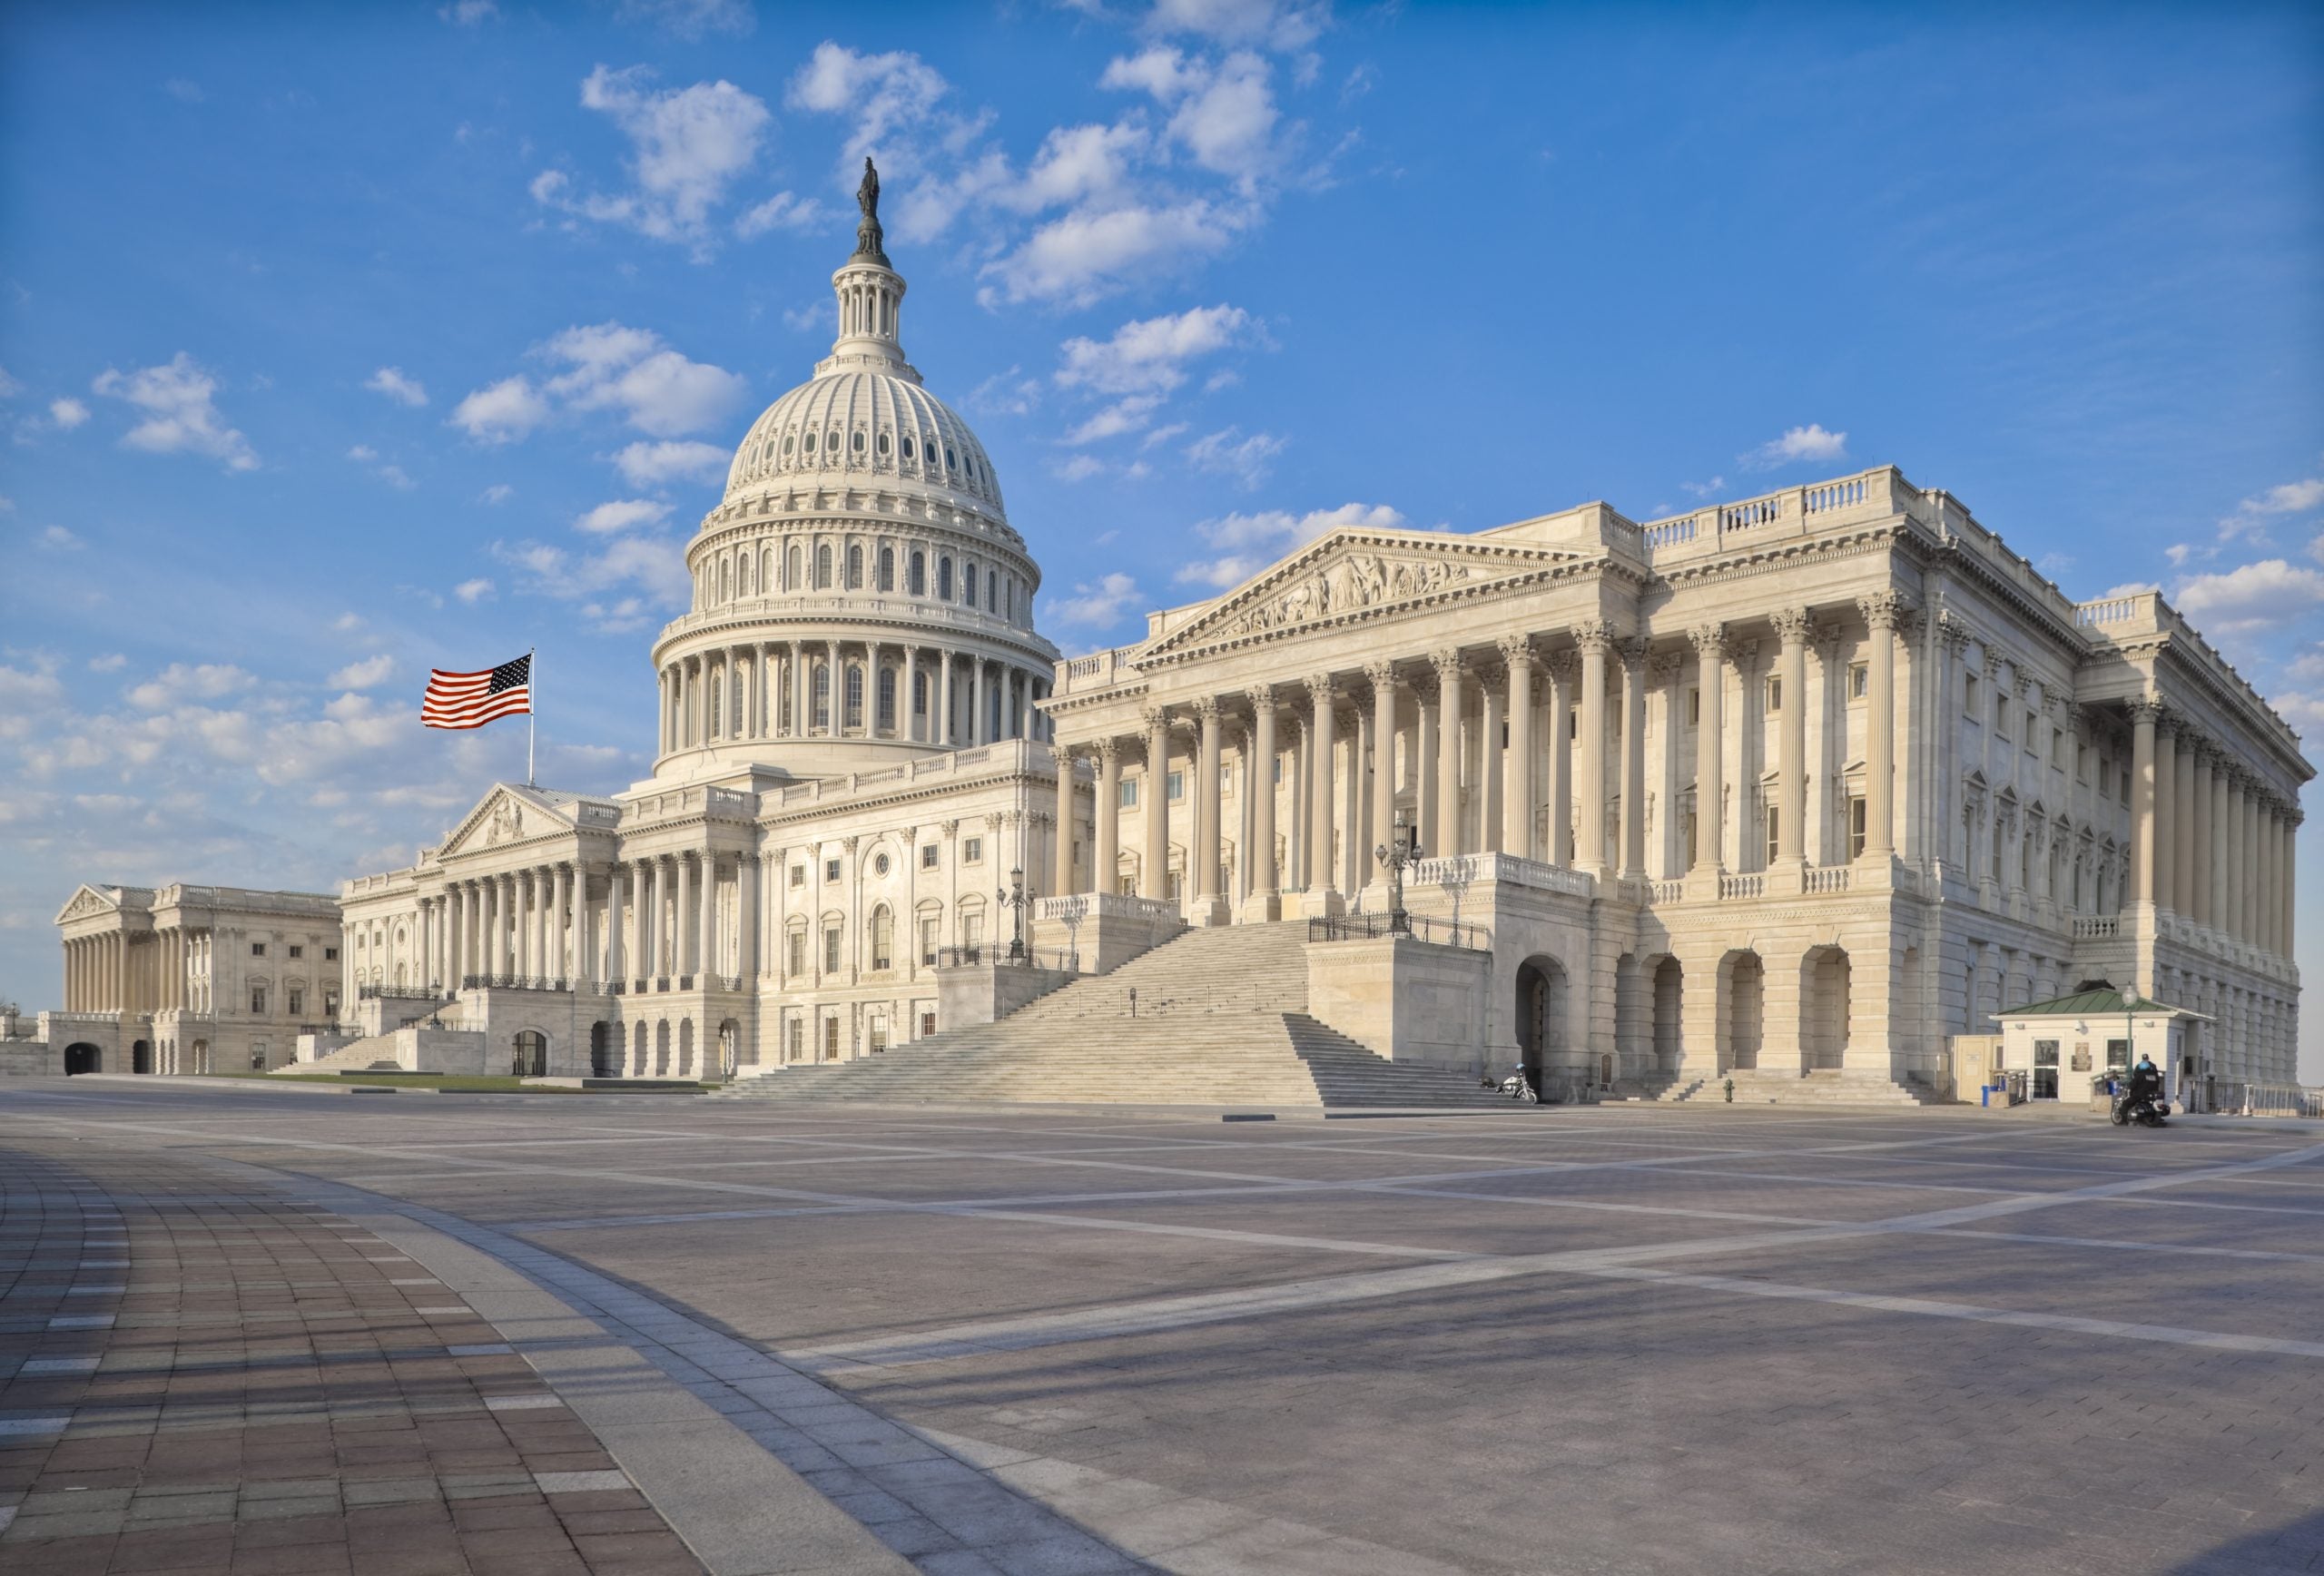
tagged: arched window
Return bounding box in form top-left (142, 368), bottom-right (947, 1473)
top-left (786, 544), bottom-right (802, 589)
top-left (852, 429), bottom-right (865, 454)
top-left (1003, 576), bottom-right (1013, 620)
top-left (812, 664), bottom-right (831, 731)
top-left (877, 431), bottom-right (891, 457)
top-left (878, 547), bottom-right (895, 592)
top-left (783, 432), bottom-right (794, 456)
top-left (938, 557), bottom-right (954, 601)
top-left (964, 563), bottom-right (979, 606)
top-left (815, 544), bottom-right (833, 588)
top-left (763, 547), bottom-right (774, 592)
top-left (738, 556), bottom-right (752, 596)
top-left (878, 668), bottom-right (897, 732)
top-left (708, 674), bottom-right (723, 738)
top-left (944, 445), bottom-right (957, 471)
top-left (909, 550), bottom-right (926, 595)
top-left (987, 572), bottom-right (998, 613)
top-left (844, 664), bottom-right (865, 731)
top-left (901, 434), bottom-right (916, 461)
top-left (803, 429), bottom-right (817, 454)
top-left (846, 545), bottom-right (863, 588)
top-left (870, 907), bottom-right (894, 971)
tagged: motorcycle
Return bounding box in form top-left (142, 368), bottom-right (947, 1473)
top-left (1498, 1071), bottom-right (1540, 1105)
top-left (2110, 1086), bottom-right (2171, 1128)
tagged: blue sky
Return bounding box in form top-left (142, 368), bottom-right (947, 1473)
top-left (2, 1), bottom-right (2320, 1073)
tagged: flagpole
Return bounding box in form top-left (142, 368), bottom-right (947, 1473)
top-left (527, 646), bottom-right (537, 788)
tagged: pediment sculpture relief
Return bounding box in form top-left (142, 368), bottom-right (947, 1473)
top-left (1217, 553), bottom-right (1475, 638)
top-left (486, 799), bottom-right (522, 846)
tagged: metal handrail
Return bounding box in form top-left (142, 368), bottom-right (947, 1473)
top-left (1307, 912), bottom-right (1485, 951)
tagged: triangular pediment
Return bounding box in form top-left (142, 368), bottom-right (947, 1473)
top-left (54, 884), bottom-right (121, 925)
top-left (1142, 527), bottom-right (1590, 661)
top-left (438, 783), bottom-right (584, 862)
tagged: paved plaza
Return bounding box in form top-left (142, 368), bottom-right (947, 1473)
top-left (3, 1083), bottom-right (2322, 1574)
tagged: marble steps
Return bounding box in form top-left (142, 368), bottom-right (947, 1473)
top-left (276, 1035), bottom-right (406, 1074)
top-left (1670, 1069), bottom-right (1935, 1108)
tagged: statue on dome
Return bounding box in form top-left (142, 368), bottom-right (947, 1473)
top-left (853, 156), bottom-right (888, 264)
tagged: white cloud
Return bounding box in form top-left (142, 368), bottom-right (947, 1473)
top-left (453, 324), bottom-right (743, 445)
top-left (1109, 48), bottom-right (1281, 187)
top-left (87, 653), bottom-right (127, 673)
top-left (365, 366), bottom-right (428, 407)
top-left (453, 577), bottom-right (496, 603)
top-left (612, 438), bottom-right (728, 487)
top-left (37, 525), bottom-right (81, 551)
top-left (1146, 0), bottom-right (1330, 51)
top-left (2219, 476), bottom-right (2324, 546)
top-left (1006, 121), bottom-right (1149, 214)
top-left (981, 197), bottom-right (1246, 309)
top-left (788, 42), bottom-right (951, 169)
top-left (1185, 426), bottom-right (1285, 488)
top-left (91, 352), bottom-right (258, 471)
top-left (449, 375), bottom-right (550, 444)
top-left (328, 654), bottom-right (397, 690)
top-left (534, 66), bottom-right (773, 255)
top-left (1176, 501), bottom-right (1405, 587)
top-left (2311, 528), bottom-right (2324, 567)
top-left (575, 498), bottom-right (674, 535)
top-left (615, 0), bottom-right (753, 37)
top-left (347, 444), bottom-right (416, 489)
top-left (1679, 475), bottom-right (1725, 499)
top-left (48, 397), bottom-right (89, 429)
top-left (1052, 455), bottom-right (1108, 482)
top-left (480, 484), bottom-right (516, 506)
top-left (0, 366), bottom-right (19, 398)
top-left (966, 367), bottom-right (1042, 418)
top-left (493, 535), bottom-right (690, 611)
top-left (734, 191), bottom-right (827, 239)
top-left (1057, 304), bottom-right (1255, 396)
top-left (439, 0), bottom-right (497, 23)
top-left (2172, 558), bottom-right (2324, 635)
top-left (1048, 571), bottom-right (1143, 628)
top-left (126, 663), bottom-right (256, 710)
top-left (1063, 395), bottom-right (1163, 446)
top-left (1741, 424), bottom-right (1848, 469)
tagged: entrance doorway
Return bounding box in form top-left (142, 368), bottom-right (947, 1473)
top-left (1513, 955), bottom-right (1568, 1094)
top-left (132, 1039), bottom-right (153, 1075)
top-left (64, 1043), bottom-right (101, 1075)
top-left (1721, 951), bottom-right (1764, 1071)
top-left (1801, 946), bottom-right (1851, 1071)
top-left (512, 1030), bottom-right (548, 1078)
top-left (589, 1022), bottom-right (616, 1078)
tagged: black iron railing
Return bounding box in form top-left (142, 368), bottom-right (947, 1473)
top-left (1307, 912), bottom-right (1485, 951)
top-left (936, 945), bottom-right (1078, 970)
top-left (459, 974), bottom-right (571, 992)
top-left (358, 985), bottom-right (448, 1003)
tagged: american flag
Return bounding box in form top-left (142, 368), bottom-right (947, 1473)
top-left (422, 654), bottom-right (532, 730)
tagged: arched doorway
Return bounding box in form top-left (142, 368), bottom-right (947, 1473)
top-left (191, 1039), bottom-right (208, 1074)
top-left (589, 1022), bottom-right (616, 1078)
top-left (677, 1019), bottom-right (696, 1078)
top-left (132, 1039), bottom-right (153, 1075)
top-left (1721, 951), bottom-right (1764, 1071)
top-left (1512, 955), bottom-right (1568, 1095)
top-left (64, 1042), bottom-right (101, 1075)
top-left (1801, 946), bottom-right (1851, 1070)
top-left (512, 1030), bottom-right (548, 1078)
top-left (654, 1020), bottom-right (671, 1077)
top-left (1651, 958), bottom-right (1684, 1074)
top-left (717, 1019), bottom-right (741, 1079)
top-left (630, 1020), bottom-right (649, 1077)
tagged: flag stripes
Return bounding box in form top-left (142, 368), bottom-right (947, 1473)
top-left (422, 654), bottom-right (532, 730)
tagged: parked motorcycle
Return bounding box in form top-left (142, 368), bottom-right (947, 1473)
top-left (1498, 1070), bottom-right (1540, 1105)
top-left (2110, 1087), bottom-right (2171, 1128)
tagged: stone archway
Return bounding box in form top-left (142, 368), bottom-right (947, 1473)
top-left (1801, 946), bottom-right (1851, 1070)
top-left (1651, 958), bottom-right (1684, 1075)
top-left (717, 1019), bottom-right (742, 1079)
top-left (678, 1019), bottom-right (696, 1078)
top-left (589, 1021), bottom-right (616, 1078)
top-left (132, 1039), bottom-right (153, 1075)
top-left (64, 1042), bottom-right (102, 1075)
top-left (1512, 955), bottom-right (1568, 1094)
top-left (1720, 951), bottom-right (1765, 1072)
top-left (512, 1030), bottom-right (548, 1078)
top-left (654, 1020), bottom-right (672, 1077)
top-left (191, 1039), bottom-right (208, 1074)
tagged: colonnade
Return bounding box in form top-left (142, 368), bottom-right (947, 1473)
top-left (419, 853), bottom-right (763, 994)
top-left (2128, 705), bottom-right (2300, 956)
top-left (658, 640), bottom-right (1051, 755)
top-left (1068, 600), bottom-right (1911, 916)
top-left (62, 929), bottom-right (210, 1016)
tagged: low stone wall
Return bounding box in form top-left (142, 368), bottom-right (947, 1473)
top-left (937, 961), bottom-right (1076, 1031)
top-left (1305, 936), bottom-right (1492, 1077)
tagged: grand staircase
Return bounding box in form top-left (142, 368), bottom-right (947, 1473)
top-left (274, 1034), bottom-right (407, 1074)
top-left (712, 921), bottom-right (1511, 1110)
top-left (1669, 1068), bottom-right (1937, 1108)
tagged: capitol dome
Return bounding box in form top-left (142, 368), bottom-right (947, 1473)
top-left (647, 180), bottom-right (1059, 784)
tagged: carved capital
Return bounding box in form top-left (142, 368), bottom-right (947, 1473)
top-left (1573, 618), bottom-right (1616, 655)
top-left (1769, 608), bottom-right (1813, 645)
top-left (1982, 645), bottom-right (2004, 680)
top-left (1304, 672), bottom-right (1336, 706)
top-left (940, 819), bottom-right (959, 837)
top-left (1139, 705), bottom-right (1171, 735)
top-left (1493, 635), bottom-right (1535, 675)
top-left (1857, 590), bottom-right (1913, 630)
top-left (1243, 685), bottom-right (1276, 715)
top-left (2129, 700), bottom-right (2162, 727)
top-left (1362, 659), bottom-right (1399, 689)
top-left (1429, 647), bottom-right (1464, 680)
top-left (1190, 695), bottom-right (1222, 724)
top-left (1096, 736), bottom-right (1121, 764)
top-left (1615, 636), bottom-right (1650, 672)
top-left (1648, 652), bottom-right (1685, 685)
top-left (1541, 648), bottom-right (1577, 685)
top-left (1687, 622), bottom-right (1728, 659)
top-left (1936, 613), bottom-right (1973, 655)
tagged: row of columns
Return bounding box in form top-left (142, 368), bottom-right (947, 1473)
top-left (2126, 704), bottom-right (2299, 957)
top-left (62, 930), bottom-right (213, 1016)
top-left (1071, 600), bottom-right (1911, 915)
top-left (659, 642), bottom-right (1050, 755)
top-left (420, 853), bottom-right (763, 993)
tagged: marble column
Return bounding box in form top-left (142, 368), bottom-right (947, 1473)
top-left (1773, 611), bottom-right (1809, 872)
top-left (647, 857), bottom-right (666, 979)
top-left (1618, 639), bottom-right (1648, 877)
top-left (1577, 622), bottom-right (1612, 878)
top-left (939, 650), bottom-right (955, 744)
top-left (1195, 698), bottom-right (1226, 921)
top-left (1545, 651), bottom-right (1574, 867)
top-left (1141, 708), bottom-right (1170, 902)
top-left (1859, 594), bottom-right (1905, 862)
top-left (1689, 624), bottom-right (1725, 874)
top-left (550, 863), bottom-right (570, 982)
top-left (1499, 641), bottom-right (1535, 861)
top-left (675, 853), bottom-right (695, 979)
top-left (1432, 651), bottom-right (1463, 860)
top-left (1368, 664), bottom-right (1400, 882)
top-left (1478, 670), bottom-right (1503, 856)
top-left (2152, 714), bottom-right (2177, 913)
top-left (606, 863), bottom-right (626, 985)
top-left (1096, 739), bottom-right (1122, 895)
top-left (1413, 674), bottom-right (1439, 860)
top-left (699, 854), bottom-right (719, 981)
top-left (1306, 675), bottom-right (1337, 906)
top-left (2131, 701), bottom-right (2160, 907)
top-left (903, 647), bottom-right (920, 743)
top-left (2191, 746), bottom-right (2215, 926)
top-left (1248, 691), bottom-right (1279, 917)
top-left (1052, 754), bottom-right (1076, 897)
top-left (2224, 773), bottom-right (2246, 941)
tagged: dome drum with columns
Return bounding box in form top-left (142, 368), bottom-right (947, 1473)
top-left (651, 222), bottom-right (1057, 783)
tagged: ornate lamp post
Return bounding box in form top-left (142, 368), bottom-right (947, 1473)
top-left (998, 865), bottom-right (1030, 962)
top-left (1374, 814), bottom-right (1422, 934)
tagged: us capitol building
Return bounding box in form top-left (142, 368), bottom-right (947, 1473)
top-left (18, 200), bottom-right (2309, 1105)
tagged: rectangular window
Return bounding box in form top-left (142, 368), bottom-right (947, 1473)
top-left (787, 931), bottom-right (805, 978)
top-left (1993, 694), bottom-right (2010, 737)
top-left (1687, 690), bottom-right (1700, 726)
top-left (2076, 742), bottom-right (2089, 783)
top-left (822, 1017), bottom-right (840, 1060)
top-left (2051, 727), bottom-right (2063, 765)
top-left (1765, 806), bottom-right (1780, 865)
top-left (920, 1011), bottom-right (936, 1038)
top-left (1848, 796), bottom-right (1868, 859)
top-left (825, 858), bottom-right (842, 882)
top-left (1683, 809), bottom-right (1698, 869)
top-left (790, 864), bottom-right (806, 888)
top-left (287, 989), bottom-right (303, 1016)
top-left (963, 913), bottom-right (983, 950)
top-left (1167, 770), bottom-right (1185, 802)
top-left (2105, 1038), bottom-right (2129, 1069)
top-left (963, 837), bottom-right (983, 863)
top-left (870, 1018), bottom-right (888, 1053)
top-left (787, 1018), bottom-right (803, 1061)
top-left (822, 926), bottom-right (841, 973)
top-left (251, 987), bottom-right (267, 1014)
top-left (1764, 676), bottom-right (1781, 714)
top-left (1120, 777), bottom-right (1139, 808)
top-left (921, 917), bottom-right (939, 967)
top-left (1848, 664), bottom-right (1869, 702)
top-left (288, 945), bottom-right (303, 960)
top-left (251, 941), bottom-right (267, 957)
top-left (2032, 1039), bottom-right (2060, 1100)
top-left (1965, 674), bottom-right (1980, 715)
top-left (921, 844), bottom-right (939, 870)
top-left (324, 947), bottom-right (338, 961)
top-left (2025, 708), bottom-right (2039, 747)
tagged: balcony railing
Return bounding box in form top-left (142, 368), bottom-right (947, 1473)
top-left (936, 945), bottom-right (1078, 970)
top-left (460, 974), bottom-right (571, 992)
top-left (1308, 912), bottom-right (1485, 951)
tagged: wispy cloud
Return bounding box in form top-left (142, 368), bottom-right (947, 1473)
top-left (452, 323), bottom-right (745, 444)
top-left (91, 353), bottom-right (258, 471)
top-left (1047, 571), bottom-right (1143, 629)
top-left (1176, 501), bottom-right (1406, 588)
top-left (365, 366), bottom-right (429, 408)
top-left (1740, 423), bottom-right (1847, 470)
top-left (533, 65), bottom-right (773, 258)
